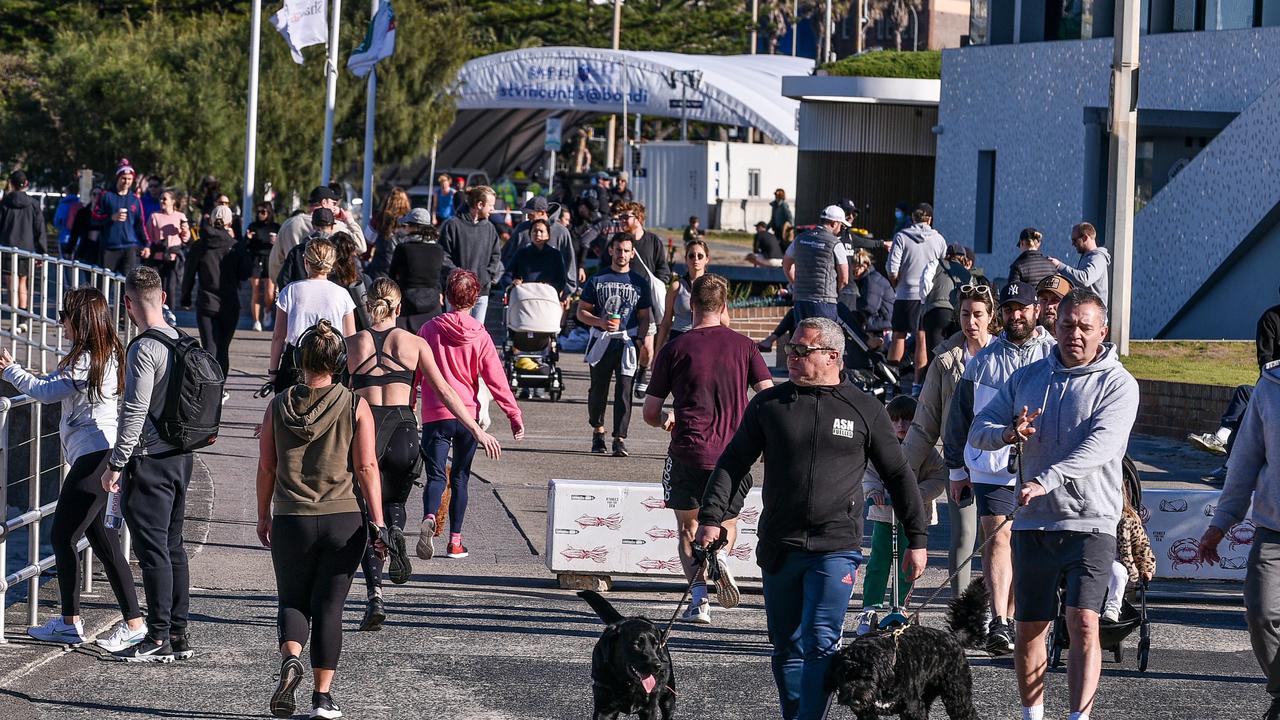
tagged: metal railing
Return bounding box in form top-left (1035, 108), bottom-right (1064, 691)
top-left (1, 246), bottom-right (132, 642)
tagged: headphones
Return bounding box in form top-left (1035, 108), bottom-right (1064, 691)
top-left (292, 322), bottom-right (348, 376)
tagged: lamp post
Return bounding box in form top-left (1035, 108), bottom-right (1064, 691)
top-left (604, 0), bottom-right (622, 170)
top-left (1106, 0), bottom-right (1140, 355)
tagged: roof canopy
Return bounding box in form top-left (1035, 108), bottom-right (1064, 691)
top-left (423, 47), bottom-right (813, 180)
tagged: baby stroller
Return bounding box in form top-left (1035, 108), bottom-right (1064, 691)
top-left (1047, 455), bottom-right (1152, 672)
top-left (503, 282), bottom-right (566, 401)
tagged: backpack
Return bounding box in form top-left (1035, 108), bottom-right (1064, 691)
top-left (133, 328), bottom-right (225, 451)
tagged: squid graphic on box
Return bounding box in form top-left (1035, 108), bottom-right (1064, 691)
top-left (547, 478), bottom-right (765, 580)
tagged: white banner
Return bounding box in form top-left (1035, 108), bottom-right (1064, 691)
top-left (347, 1), bottom-right (396, 78)
top-left (1141, 488), bottom-right (1251, 581)
top-left (270, 0), bottom-right (328, 65)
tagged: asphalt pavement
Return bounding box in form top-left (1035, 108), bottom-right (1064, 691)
top-left (0, 326), bottom-right (1268, 720)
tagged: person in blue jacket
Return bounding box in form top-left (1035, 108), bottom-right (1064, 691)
top-left (91, 159), bottom-right (148, 276)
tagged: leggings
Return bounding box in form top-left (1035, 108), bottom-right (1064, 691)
top-left (920, 307), bottom-right (956, 362)
top-left (360, 405), bottom-right (421, 596)
top-left (422, 419), bottom-right (479, 534)
top-left (52, 449), bottom-right (143, 620)
top-left (271, 512), bottom-right (365, 670)
top-left (196, 310), bottom-right (238, 378)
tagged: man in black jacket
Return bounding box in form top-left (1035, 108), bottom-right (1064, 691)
top-left (697, 316), bottom-right (928, 720)
top-left (0, 170), bottom-right (47, 332)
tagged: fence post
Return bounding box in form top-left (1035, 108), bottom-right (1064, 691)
top-left (0, 396), bottom-right (10, 644)
top-left (27, 401), bottom-right (42, 628)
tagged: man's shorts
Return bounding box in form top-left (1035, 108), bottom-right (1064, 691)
top-left (974, 483), bottom-right (1016, 518)
top-left (662, 456), bottom-right (713, 511)
top-left (1012, 530), bottom-right (1117, 621)
top-left (890, 299), bottom-right (922, 333)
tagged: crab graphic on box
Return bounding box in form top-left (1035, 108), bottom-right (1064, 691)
top-left (1143, 488), bottom-right (1252, 581)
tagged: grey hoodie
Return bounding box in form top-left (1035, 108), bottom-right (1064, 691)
top-left (1056, 247), bottom-right (1111, 306)
top-left (439, 213), bottom-right (504, 289)
top-left (887, 222), bottom-right (947, 301)
top-left (969, 344), bottom-right (1139, 535)
top-left (1212, 365), bottom-right (1280, 534)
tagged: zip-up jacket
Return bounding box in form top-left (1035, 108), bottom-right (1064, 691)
top-left (944, 326), bottom-right (1056, 486)
top-left (1213, 365), bottom-right (1280, 534)
top-left (1258, 303), bottom-right (1280, 370)
top-left (1008, 249), bottom-right (1058, 287)
top-left (699, 375), bottom-right (928, 572)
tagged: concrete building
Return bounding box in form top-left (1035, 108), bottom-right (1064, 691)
top-left (934, 4), bottom-right (1280, 339)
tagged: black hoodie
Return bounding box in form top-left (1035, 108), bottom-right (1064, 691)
top-left (699, 374), bottom-right (928, 572)
top-left (0, 189), bottom-right (47, 254)
top-left (181, 227), bottom-right (251, 316)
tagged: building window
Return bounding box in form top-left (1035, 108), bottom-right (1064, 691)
top-left (974, 151), bottom-right (996, 254)
top-left (748, 169), bottom-right (762, 198)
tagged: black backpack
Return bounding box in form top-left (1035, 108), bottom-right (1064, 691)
top-left (133, 328), bottom-right (225, 451)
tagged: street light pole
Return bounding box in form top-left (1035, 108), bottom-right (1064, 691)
top-left (751, 0), bottom-right (759, 54)
top-left (824, 0), bottom-right (834, 64)
top-left (605, 0), bottom-right (622, 170)
top-left (241, 0), bottom-right (262, 234)
top-left (1105, 0), bottom-right (1140, 355)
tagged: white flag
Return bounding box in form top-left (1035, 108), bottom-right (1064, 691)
top-left (269, 0), bottom-right (328, 65)
top-left (347, 2), bottom-right (396, 77)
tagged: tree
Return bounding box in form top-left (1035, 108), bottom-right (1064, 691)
top-left (866, 0), bottom-right (923, 51)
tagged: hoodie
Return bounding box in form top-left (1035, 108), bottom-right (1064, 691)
top-left (181, 226), bottom-right (251, 316)
top-left (3, 355), bottom-right (118, 465)
top-left (417, 311), bottom-right (523, 430)
top-left (270, 383), bottom-right (361, 516)
top-left (969, 344), bottom-right (1139, 535)
top-left (887, 222), bottom-right (947, 301)
top-left (0, 189), bottom-right (47, 254)
top-left (944, 325), bottom-right (1056, 486)
top-left (1212, 365), bottom-right (1280, 534)
top-left (91, 190), bottom-right (147, 251)
top-left (1054, 247), bottom-right (1111, 306)
top-left (439, 213), bottom-right (504, 289)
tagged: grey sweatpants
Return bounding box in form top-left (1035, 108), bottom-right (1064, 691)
top-left (1246, 526), bottom-right (1280, 698)
top-left (949, 495), bottom-right (979, 593)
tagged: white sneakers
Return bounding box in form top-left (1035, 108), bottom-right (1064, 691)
top-left (96, 621), bottom-right (146, 652)
top-left (680, 599), bottom-right (712, 625)
top-left (713, 552), bottom-right (740, 609)
top-left (28, 616), bottom-right (88, 645)
top-left (253, 320), bottom-right (264, 332)
top-left (854, 609), bottom-right (879, 636)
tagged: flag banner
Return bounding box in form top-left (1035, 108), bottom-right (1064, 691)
top-left (269, 0), bottom-right (328, 65)
top-left (347, 2), bottom-right (396, 78)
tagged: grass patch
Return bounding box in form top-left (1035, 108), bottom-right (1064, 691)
top-left (1120, 341), bottom-right (1257, 387)
top-left (822, 50), bottom-right (942, 79)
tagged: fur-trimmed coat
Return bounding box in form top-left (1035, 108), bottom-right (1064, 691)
top-left (1117, 505), bottom-right (1156, 585)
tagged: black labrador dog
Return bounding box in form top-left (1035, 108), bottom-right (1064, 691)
top-left (579, 590), bottom-right (677, 720)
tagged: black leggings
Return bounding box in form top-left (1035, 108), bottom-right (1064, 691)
top-left (197, 310), bottom-right (238, 378)
top-left (920, 307), bottom-right (956, 361)
top-left (359, 406), bottom-right (421, 596)
top-left (587, 339), bottom-right (635, 438)
top-left (271, 512), bottom-right (365, 670)
top-left (52, 449), bottom-right (143, 620)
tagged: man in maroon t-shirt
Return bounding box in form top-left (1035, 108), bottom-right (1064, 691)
top-left (643, 274), bottom-right (773, 625)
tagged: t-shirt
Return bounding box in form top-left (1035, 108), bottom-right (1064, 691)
top-left (580, 268), bottom-right (652, 335)
top-left (276, 278), bottom-right (356, 345)
top-left (647, 326), bottom-right (772, 469)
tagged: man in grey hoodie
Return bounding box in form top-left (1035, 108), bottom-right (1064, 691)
top-left (886, 203), bottom-right (947, 368)
top-left (970, 288), bottom-right (1139, 720)
top-left (1200, 360), bottom-right (1280, 720)
top-left (1049, 222), bottom-right (1110, 306)
top-left (439, 185), bottom-right (504, 322)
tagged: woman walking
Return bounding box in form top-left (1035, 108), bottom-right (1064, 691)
top-left (655, 239), bottom-right (712, 351)
top-left (417, 270), bottom-right (524, 560)
top-left (0, 288), bottom-right (145, 651)
top-left (145, 189), bottom-right (190, 303)
top-left (181, 204), bottom-right (250, 378)
top-left (247, 202), bottom-right (280, 331)
top-left (257, 321), bottom-right (386, 720)
top-left (330, 231), bottom-right (372, 331)
top-left (268, 237), bottom-right (356, 393)
top-left (346, 278), bottom-right (503, 630)
top-left (365, 188), bottom-right (411, 278)
top-left (388, 210), bottom-right (445, 333)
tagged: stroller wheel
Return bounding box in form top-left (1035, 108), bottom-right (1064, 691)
top-left (1046, 622), bottom-right (1064, 669)
top-left (550, 388), bottom-right (563, 402)
top-left (1138, 637), bottom-right (1150, 672)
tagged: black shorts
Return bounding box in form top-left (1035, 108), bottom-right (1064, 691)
top-left (974, 483), bottom-right (1016, 518)
top-left (662, 456), bottom-right (712, 511)
top-left (890, 299), bottom-right (922, 333)
top-left (1012, 530), bottom-right (1117, 621)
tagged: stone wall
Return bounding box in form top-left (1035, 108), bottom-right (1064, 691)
top-left (1134, 379), bottom-right (1237, 439)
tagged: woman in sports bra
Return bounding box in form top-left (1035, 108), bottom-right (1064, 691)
top-left (344, 278), bottom-right (503, 631)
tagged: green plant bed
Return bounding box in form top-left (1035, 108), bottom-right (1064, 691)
top-left (1119, 341), bottom-right (1258, 387)
top-left (822, 50), bottom-right (942, 79)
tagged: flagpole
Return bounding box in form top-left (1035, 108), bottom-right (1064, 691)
top-left (361, 0), bottom-right (378, 237)
top-left (321, 0), bottom-right (343, 184)
top-left (241, 0), bottom-right (262, 232)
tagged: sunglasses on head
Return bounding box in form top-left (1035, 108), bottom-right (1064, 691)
top-left (784, 343), bottom-right (836, 358)
top-left (960, 283), bottom-right (994, 298)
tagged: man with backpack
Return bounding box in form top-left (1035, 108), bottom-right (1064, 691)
top-left (102, 266), bottom-right (223, 662)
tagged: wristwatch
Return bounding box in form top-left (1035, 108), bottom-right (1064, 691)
top-left (108, 461), bottom-right (126, 473)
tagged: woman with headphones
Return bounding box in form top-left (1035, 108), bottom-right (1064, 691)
top-left (345, 278), bottom-right (503, 631)
top-left (258, 320), bottom-right (386, 720)
top-left (268, 236), bottom-right (357, 392)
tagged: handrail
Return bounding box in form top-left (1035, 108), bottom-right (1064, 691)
top-left (1, 246), bottom-right (132, 643)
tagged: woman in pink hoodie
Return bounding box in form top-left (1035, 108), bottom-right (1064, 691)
top-left (417, 270), bottom-right (524, 559)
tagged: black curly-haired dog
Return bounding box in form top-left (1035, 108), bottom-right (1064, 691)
top-left (579, 590), bottom-right (677, 720)
top-left (825, 577), bottom-right (990, 720)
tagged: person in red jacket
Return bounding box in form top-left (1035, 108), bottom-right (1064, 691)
top-left (416, 270), bottom-right (524, 560)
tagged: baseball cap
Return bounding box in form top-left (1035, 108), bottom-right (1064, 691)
top-left (819, 205), bottom-right (852, 227)
top-left (616, 171), bottom-right (630, 182)
top-left (523, 196), bottom-right (550, 213)
top-left (1036, 274), bottom-right (1073, 299)
top-left (211, 205), bottom-right (233, 227)
top-left (8, 170), bottom-right (27, 188)
top-left (999, 281), bottom-right (1038, 308)
top-left (945, 243), bottom-right (967, 258)
top-left (595, 171), bottom-right (611, 180)
top-left (838, 198), bottom-right (860, 217)
top-left (311, 207), bottom-right (336, 227)
top-left (398, 207), bottom-right (433, 226)
top-left (308, 185), bottom-right (339, 204)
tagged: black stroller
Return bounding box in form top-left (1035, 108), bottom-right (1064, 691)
top-left (1047, 455), bottom-right (1152, 672)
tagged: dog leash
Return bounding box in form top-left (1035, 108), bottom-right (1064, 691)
top-left (659, 537), bottom-right (726, 645)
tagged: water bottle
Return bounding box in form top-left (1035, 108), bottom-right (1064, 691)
top-left (104, 491), bottom-right (123, 530)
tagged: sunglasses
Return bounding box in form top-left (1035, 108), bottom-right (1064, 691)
top-left (960, 283), bottom-right (994, 298)
top-left (784, 343), bottom-right (836, 358)
top-left (616, 214), bottom-right (635, 221)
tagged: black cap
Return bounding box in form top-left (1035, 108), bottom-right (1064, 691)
top-left (311, 207), bottom-right (335, 227)
top-left (999, 281), bottom-right (1038, 308)
top-left (309, 185), bottom-right (339, 204)
top-left (838, 198), bottom-right (859, 217)
top-left (8, 170), bottom-right (27, 188)
top-left (946, 243), bottom-right (967, 258)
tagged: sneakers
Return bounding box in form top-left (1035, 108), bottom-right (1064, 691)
top-left (96, 621), bottom-right (146, 652)
top-left (712, 552), bottom-right (740, 609)
top-left (591, 431), bottom-right (607, 454)
top-left (986, 618), bottom-right (1015, 655)
top-left (854, 609), bottom-right (879, 636)
top-left (387, 526), bottom-right (412, 584)
top-left (446, 541), bottom-right (469, 559)
top-left (416, 517), bottom-right (436, 560)
top-left (1187, 432), bottom-right (1228, 456)
top-left (679, 599), bottom-right (711, 625)
top-left (632, 367), bottom-right (648, 400)
top-left (1204, 464), bottom-right (1228, 483)
top-left (27, 616), bottom-right (88, 645)
top-left (612, 437), bottom-right (629, 457)
top-left (1101, 607), bottom-right (1120, 624)
top-left (270, 655), bottom-right (305, 718)
top-left (170, 632), bottom-right (195, 660)
top-left (14, 321), bottom-right (29, 336)
top-left (253, 320), bottom-right (264, 332)
top-left (359, 597), bottom-right (386, 632)
top-left (110, 635), bottom-right (175, 662)
top-left (311, 691), bottom-right (343, 719)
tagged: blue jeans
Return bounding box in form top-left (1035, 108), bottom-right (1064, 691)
top-left (793, 300), bottom-right (839, 323)
top-left (762, 549), bottom-right (862, 720)
top-left (421, 419), bottom-right (479, 534)
top-left (446, 294), bottom-right (489, 323)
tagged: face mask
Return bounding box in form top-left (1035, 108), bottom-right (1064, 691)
top-left (894, 210), bottom-right (905, 221)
